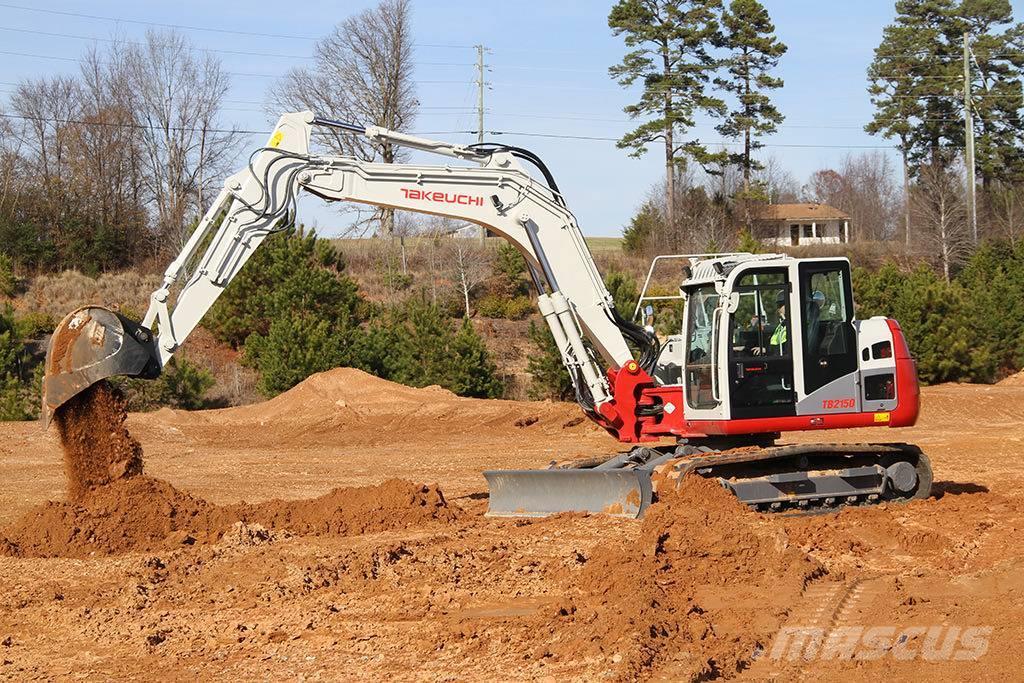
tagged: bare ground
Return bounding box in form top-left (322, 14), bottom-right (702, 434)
top-left (1, 369), bottom-right (1023, 681)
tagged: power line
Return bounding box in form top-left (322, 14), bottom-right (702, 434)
top-left (0, 111), bottom-right (471, 138)
top-left (0, 2), bottom-right (315, 40)
top-left (0, 2), bottom-right (477, 49)
top-left (0, 25), bottom-right (311, 59)
top-left (0, 111), bottom-right (929, 151)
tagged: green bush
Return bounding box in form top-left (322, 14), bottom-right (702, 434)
top-left (112, 357), bottom-right (215, 411)
top-left (604, 269), bottom-right (639, 316)
top-left (0, 253), bottom-right (15, 298)
top-left (206, 228), bottom-right (366, 349)
top-left (854, 263), bottom-right (996, 384)
top-left (14, 311), bottom-right (57, 339)
top-left (0, 307), bottom-right (40, 420)
top-left (244, 314), bottom-right (360, 397)
top-left (477, 294), bottom-right (533, 320)
top-left (621, 200), bottom-right (662, 254)
top-left (493, 242), bottom-right (528, 296)
top-left (362, 297), bottom-right (504, 398)
top-left (447, 318), bottom-right (504, 398)
top-left (525, 320), bottom-right (573, 401)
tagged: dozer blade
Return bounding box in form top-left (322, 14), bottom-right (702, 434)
top-left (483, 469), bottom-right (653, 518)
top-left (41, 306), bottom-right (159, 429)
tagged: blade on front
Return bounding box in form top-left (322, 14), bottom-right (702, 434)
top-left (41, 306), bottom-right (158, 429)
top-left (483, 469), bottom-right (653, 518)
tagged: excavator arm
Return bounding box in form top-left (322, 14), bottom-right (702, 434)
top-left (42, 111), bottom-right (658, 438)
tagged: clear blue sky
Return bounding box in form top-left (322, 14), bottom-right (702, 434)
top-left (1, 0), bottom-right (1022, 236)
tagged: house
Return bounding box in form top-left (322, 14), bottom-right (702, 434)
top-left (752, 203), bottom-right (850, 246)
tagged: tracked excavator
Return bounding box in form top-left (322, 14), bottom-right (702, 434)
top-left (41, 111), bottom-right (932, 518)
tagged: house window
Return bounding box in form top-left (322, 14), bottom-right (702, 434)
top-left (802, 224), bottom-right (813, 238)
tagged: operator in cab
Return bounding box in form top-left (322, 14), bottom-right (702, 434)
top-left (770, 290), bottom-right (789, 355)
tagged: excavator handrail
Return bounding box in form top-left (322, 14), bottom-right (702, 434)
top-left (633, 252), bottom-right (748, 321)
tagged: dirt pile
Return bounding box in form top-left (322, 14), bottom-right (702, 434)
top-left (998, 369), bottom-right (1024, 386)
top-left (2, 378), bottom-right (458, 558)
top-left (534, 476), bottom-right (824, 681)
top-left (1, 477), bottom-right (457, 559)
top-left (199, 367), bottom-right (593, 438)
top-left (53, 381), bottom-right (143, 500)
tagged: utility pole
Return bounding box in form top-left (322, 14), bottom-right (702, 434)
top-left (475, 44), bottom-right (489, 242)
top-left (475, 44), bottom-right (488, 145)
top-left (964, 32), bottom-right (978, 244)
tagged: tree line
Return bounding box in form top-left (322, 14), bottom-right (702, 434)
top-left (615, 0), bottom-right (1024, 287)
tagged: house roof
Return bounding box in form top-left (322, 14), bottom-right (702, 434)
top-left (753, 203), bottom-right (849, 221)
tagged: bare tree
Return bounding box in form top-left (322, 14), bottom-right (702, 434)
top-left (912, 162), bottom-right (970, 282)
top-left (424, 216), bottom-right (488, 317)
top-left (118, 29), bottom-right (239, 254)
top-left (273, 0), bottom-right (416, 237)
top-left (984, 184), bottom-right (1024, 246)
top-left (803, 152), bottom-right (901, 241)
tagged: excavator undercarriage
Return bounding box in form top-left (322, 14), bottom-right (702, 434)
top-left (485, 441), bottom-right (933, 518)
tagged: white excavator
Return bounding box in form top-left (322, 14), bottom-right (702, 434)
top-left (42, 111), bottom-right (932, 518)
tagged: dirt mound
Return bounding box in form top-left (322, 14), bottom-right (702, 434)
top-left (224, 368), bottom-right (454, 423)
top-left (234, 479), bottom-right (456, 536)
top-left (1, 477), bottom-right (457, 559)
top-left (194, 368), bottom-right (590, 438)
top-left (54, 381), bottom-right (143, 501)
top-left (534, 476), bottom-right (823, 680)
top-left (998, 369), bottom-right (1024, 385)
top-left (1, 476), bottom-right (227, 557)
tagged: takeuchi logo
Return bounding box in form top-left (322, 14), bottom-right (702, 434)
top-left (400, 188), bottom-right (484, 207)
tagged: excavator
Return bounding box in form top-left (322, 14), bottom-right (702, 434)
top-left (40, 111), bottom-right (932, 518)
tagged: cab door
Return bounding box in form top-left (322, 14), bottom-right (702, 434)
top-left (726, 268), bottom-right (796, 419)
top-left (797, 261), bottom-right (858, 399)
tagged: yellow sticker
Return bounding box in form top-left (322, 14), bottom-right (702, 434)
top-left (874, 412), bottom-right (891, 423)
top-left (269, 130), bottom-right (284, 148)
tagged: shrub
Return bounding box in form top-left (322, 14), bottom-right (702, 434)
top-left (0, 253), bottom-right (15, 298)
top-left (14, 311), bottom-right (57, 339)
top-left (854, 263), bottom-right (995, 384)
top-left (477, 294), bottom-right (533, 320)
top-left (244, 314), bottom-right (359, 397)
top-left (622, 200), bottom-right (662, 255)
top-left (504, 296), bottom-right (534, 320)
top-left (493, 242), bottom-right (528, 295)
top-left (206, 228), bottom-right (366, 349)
top-left (363, 297), bottom-right (504, 398)
top-left (112, 357), bottom-right (215, 411)
top-left (447, 318), bottom-right (504, 398)
top-left (525, 320), bottom-right (573, 401)
top-left (0, 307), bottom-right (40, 420)
top-left (604, 269), bottom-right (639, 316)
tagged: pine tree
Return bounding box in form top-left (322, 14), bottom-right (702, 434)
top-left (448, 318), bottom-right (504, 398)
top-left (867, 0), bottom-right (1024, 244)
top-left (525, 321), bottom-right (573, 401)
top-left (866, 0), bottom-right (961, 244)
top-left (953, 0), bottom-right (1024, 187)
top-left (608, 0), bottom-right (727, 236)
top-left (715, 0), bottom-right (787, 227)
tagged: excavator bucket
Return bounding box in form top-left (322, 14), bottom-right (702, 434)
top-left (41, 306), bottom-right (160, 429)
top-left (483, 468), bottom-right (654, 519)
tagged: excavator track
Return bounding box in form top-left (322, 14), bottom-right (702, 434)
top-left (484, 442), bottom-right (932, 518)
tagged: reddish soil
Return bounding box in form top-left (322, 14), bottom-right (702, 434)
top-left (1, 369), bottom-right (1023, 680)
top-left (53, 382), bottom-right (143, 500)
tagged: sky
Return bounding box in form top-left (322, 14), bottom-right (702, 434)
top-left (1, 0), bottom-right (1022, 237)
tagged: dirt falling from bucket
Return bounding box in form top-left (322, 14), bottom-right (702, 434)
top-left (53, 381), bottom-right (143, 501)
